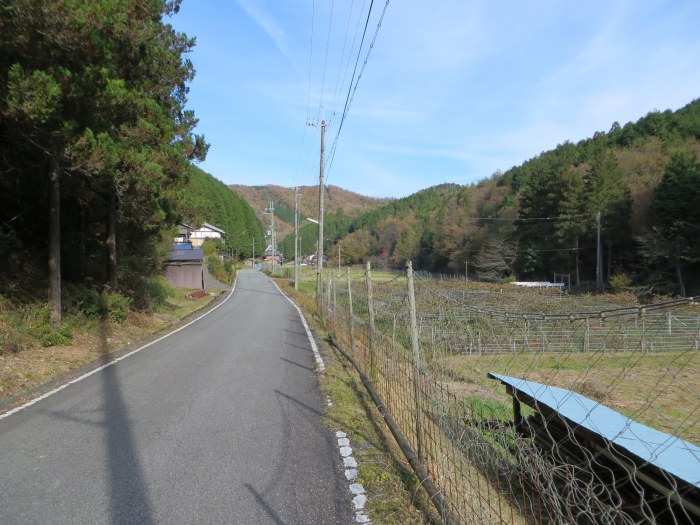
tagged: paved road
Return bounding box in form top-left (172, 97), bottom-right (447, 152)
top-left (0, 270), bottom-right (352, 524)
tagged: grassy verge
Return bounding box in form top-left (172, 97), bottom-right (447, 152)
top-left (439, 350), bottom-right (700, 444)
top-left (0, 287), bottom-right (219, 407)
top-left (274, 278), bottom-right (440, 524)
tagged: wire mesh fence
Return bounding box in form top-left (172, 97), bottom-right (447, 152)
top-left (320, 263), bottom-right (700, 524)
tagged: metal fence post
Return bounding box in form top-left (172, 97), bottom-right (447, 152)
top-left (406, 260), bottom-right (424, 461)
top-left (366, 260), bottom-right (377, 382)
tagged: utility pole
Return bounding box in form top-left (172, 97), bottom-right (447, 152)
top-left (252, 238), bottom-right (255, 269)
top-left (596, 211), bottom-right (602, 291)
top-left (465, 261), bottom-right (469, 282)
top-left (264, 202), bottom-right (276, 273)
top-left (308, 114), bottom-right (326, 308)
top-left (294, 187), bottom-right (299, 290)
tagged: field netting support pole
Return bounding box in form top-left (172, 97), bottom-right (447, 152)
top-left (406, 260), bottom-right (425, 462)
top-left (347, 268), bottom-right (354, 353)
top-left (328, 333), bottom-right (460, 525)
top-left (366, 261), bottom-right (377, 382)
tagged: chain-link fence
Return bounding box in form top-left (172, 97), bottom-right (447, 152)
top-left (319, 263), bottom-right (700, 524)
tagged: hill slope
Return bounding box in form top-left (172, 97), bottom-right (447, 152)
top-left (230, 184), bottom-right (392, 240)
top-left (327, 99), bottom-right (700, 295)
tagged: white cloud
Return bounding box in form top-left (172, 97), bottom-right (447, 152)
top-left (235, 0), bottom-right (302, 75)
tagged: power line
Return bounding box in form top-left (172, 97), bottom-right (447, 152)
top-left (325, 0), bottom-right (390, 182)
top-left (328, 0), bottom-right (363, 125)
top-left (467, 214), bottom-right (590, 222)
top-left (328, 0), bottom-right (373, 132)
top-left (318, 0), bottom-right (335, 112)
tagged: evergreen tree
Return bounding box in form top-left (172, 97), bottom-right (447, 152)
top-left (649, 150), bottom-right (700, 295)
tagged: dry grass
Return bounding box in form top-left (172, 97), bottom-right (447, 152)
top-left (275, 277), bottom-right (441, 524)
top-left (438, 350), bottom-right (700, 445)
top-left (0, 289), bottom-right (216, 406)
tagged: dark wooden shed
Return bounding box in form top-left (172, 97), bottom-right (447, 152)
top-left (164, 248), bottom-right (204, 289)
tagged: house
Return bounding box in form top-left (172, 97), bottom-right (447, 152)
top-left (164, 247), bottom-right (204, 289)
top-left (189, 223), bottom-right (225, 247)
top-left (174, 223), bottom-right (193, 243)
top-left (262, 244), bottom-right (283, 263)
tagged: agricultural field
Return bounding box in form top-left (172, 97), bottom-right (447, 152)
top-left (323, 271), bottom-right (700, 524)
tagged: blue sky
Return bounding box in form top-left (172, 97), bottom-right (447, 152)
top-left (171, 0), bottom-right (700, 198)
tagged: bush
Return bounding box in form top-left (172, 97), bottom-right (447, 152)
top-left (206, 255), bottom-right (234, 284)
top-left (62, 284), bottom-right (132, 321)
top-left (63, 284), bottom-right (103, 318)
top-left (138, 277), bottom-right (175, 311)
top-left (0, 301), bottom-right (73, 350)
top-left (201, 238), bottom-right (220, 256)
top-left (41, 324), bottom-right (73, 346)
top-left (609, 272), bottom-right (632, 291)
top-left (104, 292), bottom-right (131, 322)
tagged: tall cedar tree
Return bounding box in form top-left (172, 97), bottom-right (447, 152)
top-left (0, 0), bottom-right (207, 323)
top-left (650, 150), bottom-right (700, 296)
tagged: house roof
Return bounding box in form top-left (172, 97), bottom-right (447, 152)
top-left (168, 248), bottom-right (204, 262)
top-left (489, 372), bottom-right (700, 489)
top-left (200, 222), bottom-right (225, 234)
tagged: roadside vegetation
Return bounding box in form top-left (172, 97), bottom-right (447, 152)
top-left (275, 274), bottom-right (440, 524)
top-left (0, 281), bottom-right (219, 406)
top-left (202, 240), bottom-right (235, 284)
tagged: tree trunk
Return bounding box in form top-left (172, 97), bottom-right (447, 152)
top-left (675, 251), bottom-right (686, 297)
top-left (48, 156), bottom-right (61, 327)
top-left (107, 181), bottom-right (118, 289)
top-left (575, 236), bottom-right (580, 288)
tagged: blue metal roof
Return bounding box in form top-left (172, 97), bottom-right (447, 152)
top-left (168, 248), bottom-right (203, 262)
top-left (490, 372), bottom-right (700, 489)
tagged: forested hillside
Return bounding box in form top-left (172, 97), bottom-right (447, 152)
top-left (331, 100), bottom-right (700, 296)
top-left (231, 184), bottom-right (391, 241)
top-left (177, 168), bottom-right (264, 259)
top-left (0, 1), bottom-right (261, 325)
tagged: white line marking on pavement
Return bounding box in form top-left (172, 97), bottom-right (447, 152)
top-left (269, 277), bottom-right (325, 371)
top-left (0, 278), bottom-right (238, 421)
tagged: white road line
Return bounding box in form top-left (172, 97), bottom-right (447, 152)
top-left (270, 277), bottom-right (326, 371)
top-left (0, 277), bottom-right (238, 421)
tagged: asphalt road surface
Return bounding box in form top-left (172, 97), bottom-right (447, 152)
top-left (0, 270), bottom-right (352, 524)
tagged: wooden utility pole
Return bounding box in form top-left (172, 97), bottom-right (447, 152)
top-left (318, 117), bottom-right (326, 309)
top-left (294, 187), bottom-right (299, 290)
top-left (308, 116), bottom-right (326, 308)
top-left (264, 202), bottom-right (276, 273)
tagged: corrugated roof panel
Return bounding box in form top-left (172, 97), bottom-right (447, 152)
top-left (168, 248), bottom-right (203, 262)
top-left (490, 372), bottom-right (700, 488)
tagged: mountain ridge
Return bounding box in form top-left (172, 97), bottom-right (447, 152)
top-left (229, 184), bottom-right (393, 240)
